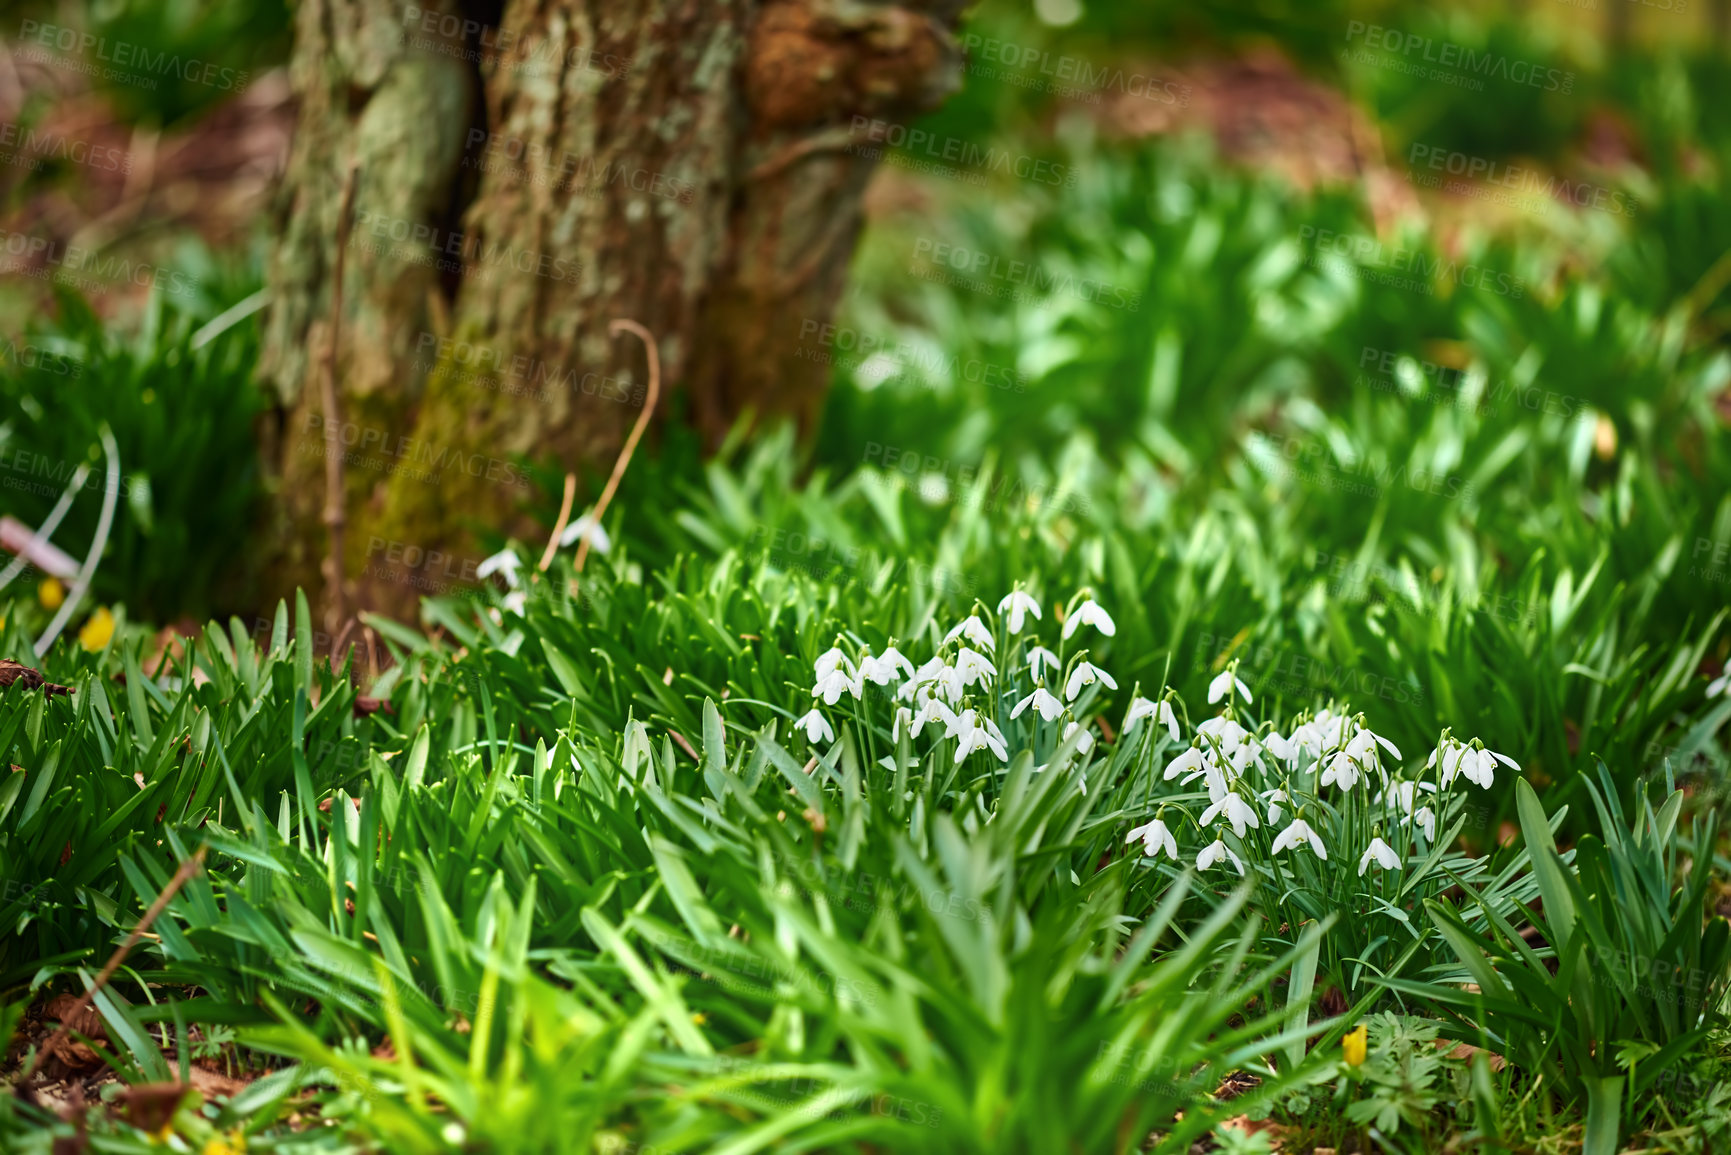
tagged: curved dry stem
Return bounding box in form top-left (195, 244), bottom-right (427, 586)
top-left (572, 319), bottom-right (662, 578)
top-left (538, 471), bottom-right (578, 574)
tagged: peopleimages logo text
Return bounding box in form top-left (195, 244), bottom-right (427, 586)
top-left (910, 239), bottom-right (1142, 311)
top-left (1407, 144), bottom-right (1639, 217)
top-left (1299, 226), bottom-right (1526, 299)
top-left (18, 21), bottom-right (250, 91)
top-left (1344, 22), bottom-right (1574, 93)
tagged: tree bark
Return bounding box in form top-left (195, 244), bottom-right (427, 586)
top-left (260, 0), bottom-right (965, 622)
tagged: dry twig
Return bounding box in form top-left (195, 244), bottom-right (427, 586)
top-left (19, 845), bottom-right (209, 1086)
top-left (320, 162), bottom-right (361, 640)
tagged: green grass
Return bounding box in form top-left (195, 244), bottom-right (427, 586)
top-left (5, 5), bottom-right (1731, 1152)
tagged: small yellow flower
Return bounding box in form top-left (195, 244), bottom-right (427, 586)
top-left (691, 1012), bottom-right (707, 1026)
top-left (38, 577), bottom-right (65, 610)
top-left (203, 1130), bottom-right (246, 1155)
top-left (79, 606), bottom-right (115, 652)
top-left (1343, 1023), bottom-right (1368, 1067)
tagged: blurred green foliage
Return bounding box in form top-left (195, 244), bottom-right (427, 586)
top-left (0, 273), bottom-right (264, 621)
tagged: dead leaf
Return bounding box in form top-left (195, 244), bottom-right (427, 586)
top-left (117, 1081), bottom-right (186, 1132)
top-left (0, 659), bottom-right (74, 698)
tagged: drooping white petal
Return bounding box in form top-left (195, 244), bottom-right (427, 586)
top-left (1062, 721), bottom-right (1095, 755)
top-left (1412, 805), bottom-right (1437, 841)
top-left (793, 708), bottom-right (835, 744)
top-left (1319, 752), bottom-right (1362, 792)
top-left (558, 512), bottom-right (612, 554)
top-left (477, 548), bottom-right (523, 587)
top-left (1358, 836), bottom-right (1401, 876)
top-left (1013, 687), bottom-right (1066, 723)
top-left (1127, 817), bottom-right (1178, 860)
top-left (1123, 697), bottom-right (1158, 731)
top-left (1027, 646), bottom-right (1061, 680)
top-left (1271, 818), bottom-right (1327, 860)
top-left (945, 615), bottom-right (995, 652)
top-left (955, 648), bottom-right (998, 686)
top-left (1201, 793), bottom-right (1259, 839)
top-left (1264, 787), bottom-right (1288, 825)
top-left (1157, 700), bottom-right (1181, 743)
top-left (997, 589), bottom-right (1042, 635)
top-left (1164, 746), bottom-right (1205, 781)
top-left (1064, 661), bottom-right (1117, 701)
top-left (813, 666), bottom-right (863, 704)
top-left (1061, 600), bottom-right (1116, 640)
top-left (815, 645), bottom-right (855, 682)
top-left (861, 645), bottom-right (915, 686)
top-left (1197, 838), bottom-right (1245, 875)
top-left (1206, 670), bottom-right (1252, 704)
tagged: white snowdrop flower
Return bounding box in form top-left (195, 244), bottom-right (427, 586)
top-left (1207, 668), bottom-right (1252, 705)
top-left (933, 664), bottom-right (966, 705)
top-left (1202, 762), bottom-right (1229, 805)
top-left (943, 706), bottom-right (977, 740)
top-left (812, 666), bottom-right (863, 705)
top-left (1319, 751), bottom-right (1363, 792)
top-left (477, 548), bottom-right (523, 588)
top-left (1264, 732), bottom-right (1294, 764)
top-left (1710, 660), bottom-right (1731, 698)
top-left (1027, 646), bottom-right (1061, 680)
top-left (793, 708), bottom-right (835, 744)
top-left (997, 588), bottom-right (1042, 635)
top-left (1226, 743), bottom-right (1262, 774)
top-left (1430, 740), bottom-right (1468, 789)
top-left (1460, 747), bottom-right (1510, 790)
top-left (1064, 660), bottom-right (1117, 701)
top-left (861, 644), bottom-right (915, 686)
top-left (955, 715), bottom-right (1009, 763)
top-left (945, 615), bottom-right (995, 652)
top-left (984, 715), bottom-right (1007, 746)
top-left (1264, 787), bottom-right (1289, 825)
top-left (1272, 817), bottom-right (1328, 860)
top-left (1380, 779), bottom-right (1437, 813)
top-left (1197, 715), bottom-right (1252, 753)
top-left (1200, 792), bottom-right (1260, 838)
top-left (911, 696), bottom-right (956, 738)
top-left (1346, 726), bottom-right (1401, 764)
top-left (815, 644), bottom-right (855, 682)
top-left (1281, 722), bottom-right (1326, 767)
top-left (901, 656), bottom-right (947, 700)
top-left (1409, 805), bottom-right (1437, 842)
top-left (1358, 836), bottom-right (1401, 876)
top-left (1122, 696), bottom-right (1181, 742)
top-left (1012, 687), bottom-right (1066, 723)
top-left (1164, 745), bottom-right (1206, 781)
top-left (893, 706), bottom-right (914, 742)
top-left (1061, 599), bottom-right (1116, 640)
top-left (558, 511), bottom-right (612, 554)
top-left (1063, 721), bottom-right (1095, 755)
top-left (1126, 816), bottom-right (1177, 860)
top-left (955, 647), bottom-right (998, 686)
top-left (1157, 699), bottom-right (1181, 742)
top-left (1481, 746), bottom-right (1520, 777)
top-left (1197, 838), bottom-right (1245, 875)
top-left (501, 589), bottom-right (528, 616)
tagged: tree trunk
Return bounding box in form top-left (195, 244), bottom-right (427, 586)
top-left (260, 0), bottom-right (965, 624)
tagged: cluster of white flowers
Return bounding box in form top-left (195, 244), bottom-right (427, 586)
top-left (791, 587), bottom-right (1119, 772)
top-left (1125, 664), bottom-right (1518, 880)
top-left (476, 512), bottom-right (611, 618)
